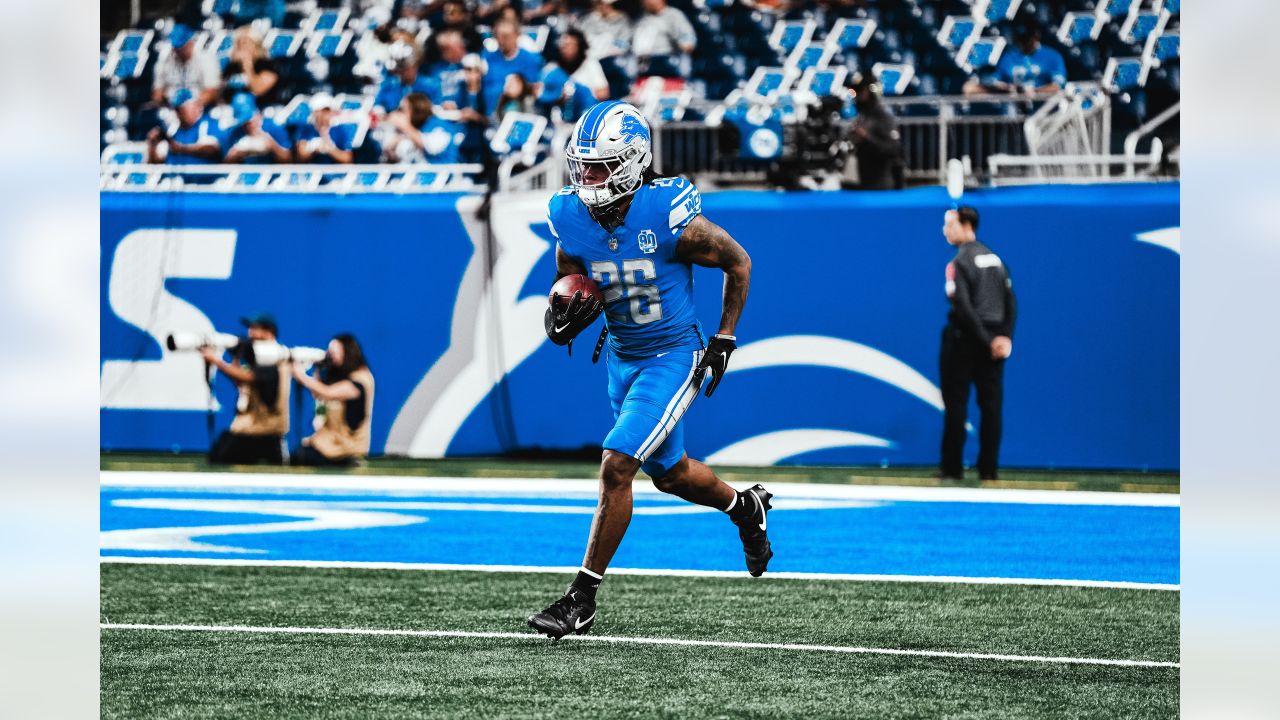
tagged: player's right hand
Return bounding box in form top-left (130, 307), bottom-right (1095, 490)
top-left (545, 290), bottom-right (603, 347)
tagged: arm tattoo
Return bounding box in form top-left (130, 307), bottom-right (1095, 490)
top-left (676, 215), bottom-right (752, 336)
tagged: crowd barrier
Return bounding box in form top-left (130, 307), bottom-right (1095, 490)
top-left (101, 182), bottom-right (1179, 469)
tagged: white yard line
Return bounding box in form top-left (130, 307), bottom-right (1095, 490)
top-left (100, 556), bottom-right (1180, 591)
top-left (100, 471), bottom-right (1179, 507)
top-left (98, 622), bottom-right (1179, 669)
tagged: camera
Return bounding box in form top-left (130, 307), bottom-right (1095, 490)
top-left (165, 332), bottom-right (327, 367)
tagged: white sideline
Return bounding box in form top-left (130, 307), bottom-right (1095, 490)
top-left (100, 471), bottom-right (1180, 507)
top-left (100, 556), bottom-right (1180, 591)
top-left (98, 622), bottom-right (1180, 669)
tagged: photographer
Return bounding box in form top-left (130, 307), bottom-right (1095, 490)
top-left (849, 72), bottom-right (903, 190)
top-left (291, 334), bottom-right (375, 467)
top-left (202, 314), bottom-right (291, 465)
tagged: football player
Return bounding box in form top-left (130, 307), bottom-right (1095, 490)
top-left (528, 101), bottom-right (772, 639)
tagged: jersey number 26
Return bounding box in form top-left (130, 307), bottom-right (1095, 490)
top-left (590, 259), bottom-right (662, 325)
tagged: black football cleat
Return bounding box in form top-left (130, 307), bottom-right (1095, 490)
top-left (527, 589), bottom-right (597, 640)
top-left (734, 484), bottom-right (774, 577)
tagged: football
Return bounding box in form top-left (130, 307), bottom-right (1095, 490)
top-left (549, 274), bottom-right (604, 309)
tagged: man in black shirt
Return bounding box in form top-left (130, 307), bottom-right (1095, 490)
top-left (939, 206), bottom-right (1016, 480)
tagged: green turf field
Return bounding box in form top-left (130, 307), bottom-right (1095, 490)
top-left (101, 563), bottom-right (1179, 719)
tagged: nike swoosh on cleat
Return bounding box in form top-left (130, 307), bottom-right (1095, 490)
top-left (751, 492), bottom-right (766, 532)
top-left (574, 612), bottom-right (596, 630)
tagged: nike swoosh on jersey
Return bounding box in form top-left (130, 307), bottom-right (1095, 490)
top-left (575, 612), bottom-right (596, 630)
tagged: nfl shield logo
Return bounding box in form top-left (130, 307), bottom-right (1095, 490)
top-left (608, 237), bottom-right (619, 251)
top-left (637, 229), bottom-right (658, 254)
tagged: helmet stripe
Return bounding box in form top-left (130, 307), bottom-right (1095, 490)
top-left (581, 100), bottom-right (622, 142)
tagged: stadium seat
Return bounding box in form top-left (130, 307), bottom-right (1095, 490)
top-left (1056, 12), bottom-right (1102, 47)
top-left (871, 62), bottom-right (915, 95)
top-left (490, 112), bottom-right (547, 155)
top-left (1119, 11), bottom-right (1165, 45)
top-left (797, 67), bottom-right (847, 98)
top-left (203, 0), bottom-right (239, 17)
top-left (957, 36), bottom-right (1005, 73)
top-left (265, 29), bottom-right (305, 58)
top-left (936, 16), bottom-right (983, 50)
top-left (1102, 56), bottom-right (1148, 91)
top-left (787, 43), bottom-right (835, 72)
top-left (100, 142), bottom-right (148, 165)
top-left (743, 66), bottom-right (800, 101)
top-left (301, 8), bottom-right (350, 33)
top-left (827, 19), bottom-right (877, 51)
top-left (977, 0), bottom-right (1024, 23)
top-left (769, 20), bottom-right (816, 54)
top-left (1147, 32), bottom-right (1180, 63)
top-left (1097, 0), bottom-right (1141, 19)
top-left (307, 31), bottom-right (353, 58)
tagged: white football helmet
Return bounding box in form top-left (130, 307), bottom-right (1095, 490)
top-left (566, 101), bottom-right (653, 207)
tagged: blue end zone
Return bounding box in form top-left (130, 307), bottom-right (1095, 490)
top-left (100, 476), bottom-right (1179, 586)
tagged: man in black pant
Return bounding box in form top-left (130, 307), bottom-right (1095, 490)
top-left (939, 207), bottom-right (1016, 481)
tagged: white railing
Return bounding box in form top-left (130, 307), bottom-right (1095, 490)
top-left (100, 163), bottom-right (486, 193)
top-left (1124, 100), bottom-right (1179, 178)
top-left (498, 126), bottom-right (571, 193)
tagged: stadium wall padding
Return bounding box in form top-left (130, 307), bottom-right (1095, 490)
top-left (100, 183), bottom-right (1179, 469)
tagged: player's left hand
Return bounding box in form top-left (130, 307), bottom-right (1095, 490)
top-left (695, 334), bottom-right (736, 397)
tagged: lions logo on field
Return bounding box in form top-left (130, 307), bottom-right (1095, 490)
top-left (637, 229), bottom-right (658, 254)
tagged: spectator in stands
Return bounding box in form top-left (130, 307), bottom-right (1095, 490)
top-left (965, 23), bottom-right (1066, 97)
top-left (553, 29), bottom-right (610, 101)
top-left (848, 72), bottom-right (902, 189)
top-left (383, 92), bottom-right (464, 163)
top-left (437, 0), bottom-right (485, 52)
top-left (295, 93), bottom-right (356, 164)
top-left (220, 92), bottom-right (293, 164)
top-left (481, 19), bottom-right (544, 115)
top-left (222, 27), bottom-right (281, 107)
top-left (204, 314), bottom-right (290, 466)
top-left (631, 0), bottom-right (696, 78)
top-left (579, 0), bottom-right (633, 61)
top-left (145, 88), bottom-right (222, 165)
top-left (291, 333), bottom-right (375, 468)
top-left (494, 73), bottom-right (537, 122)
top-left (374, 38), bottom-right (433, 112)
top-left (423, 31), bottom-right (482, 116)
top-left (152, 23), bottom-right (221, 109)
top-left (537, 64), bottom-right (599, 123)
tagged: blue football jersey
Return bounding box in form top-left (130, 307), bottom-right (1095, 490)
top-left (548, 177), bottom-right (705, 359)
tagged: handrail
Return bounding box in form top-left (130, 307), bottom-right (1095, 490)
top-left (100, 162), bottom-right (487, 193)
top-left (1124, 101), bottom-right (1179, 178)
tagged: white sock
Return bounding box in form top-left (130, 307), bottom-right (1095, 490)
top-left (723, 494), bottom-right (737, 513)
top-left (578, 566), bottom-right (603, 580)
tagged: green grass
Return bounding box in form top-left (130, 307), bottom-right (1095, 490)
top-left (101, 451), bottom-right (1180, 494)
top-left (101, 564), bottom-right (1179, 719)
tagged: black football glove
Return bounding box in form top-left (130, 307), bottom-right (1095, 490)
top-left (544, 290), bottom-right (603, 354)
top-left (695, 334), bottom-right (736, 397)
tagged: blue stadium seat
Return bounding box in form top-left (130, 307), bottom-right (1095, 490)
top-left (957, 36), bottom-right (1005, 73)
top-left (307, 31), bottom-right (353, 58)
top-left (203, 0), bottom-right (239, 17)
top-left (265, 30), bottom-right (305, 58)
top-left (743, 66), bottom-right (799, 101)
top-left (1057, 12), bottom-right (1101, 47)
top-left (827, 19), bottom-right (877, 51)
top-left (1162, 0), bottom-right (1179, 13)
top-left (490, 112), bottom-right (547, 154)
top-left (980, 0), bottom-right (1023, 23)
top-left (1149, 32), bottom-right (1180, 63)
top-left (787, 43), bottom-right (835, 72)
top-left (871, 62), bottom-right (915, 95)
top-left (798, 67), bottom-right (847, 97)
top-left (1103, 56), bottom-right (1148, 91)
top-left (303, 8), bottom-right (350, 33)
top-left (769, 20), bottom-right (816, 54)
top-left (937, 16), bottom-right (982, 50)
top-left (1098, 0), bottom-right (1140, 19)
top-left (1120, 11), bottom-right (1164, 45)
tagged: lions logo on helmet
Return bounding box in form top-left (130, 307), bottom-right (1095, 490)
top-left (566, 101), bottom-right (654, 207)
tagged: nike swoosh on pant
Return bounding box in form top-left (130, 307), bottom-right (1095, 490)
top-left (575, 612), bottom-right (596, 630)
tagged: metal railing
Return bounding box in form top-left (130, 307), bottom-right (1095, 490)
top-left (1124, 101), bottom-right (1179, 178)
top-left (100, 163), bottom-right (486, 193)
